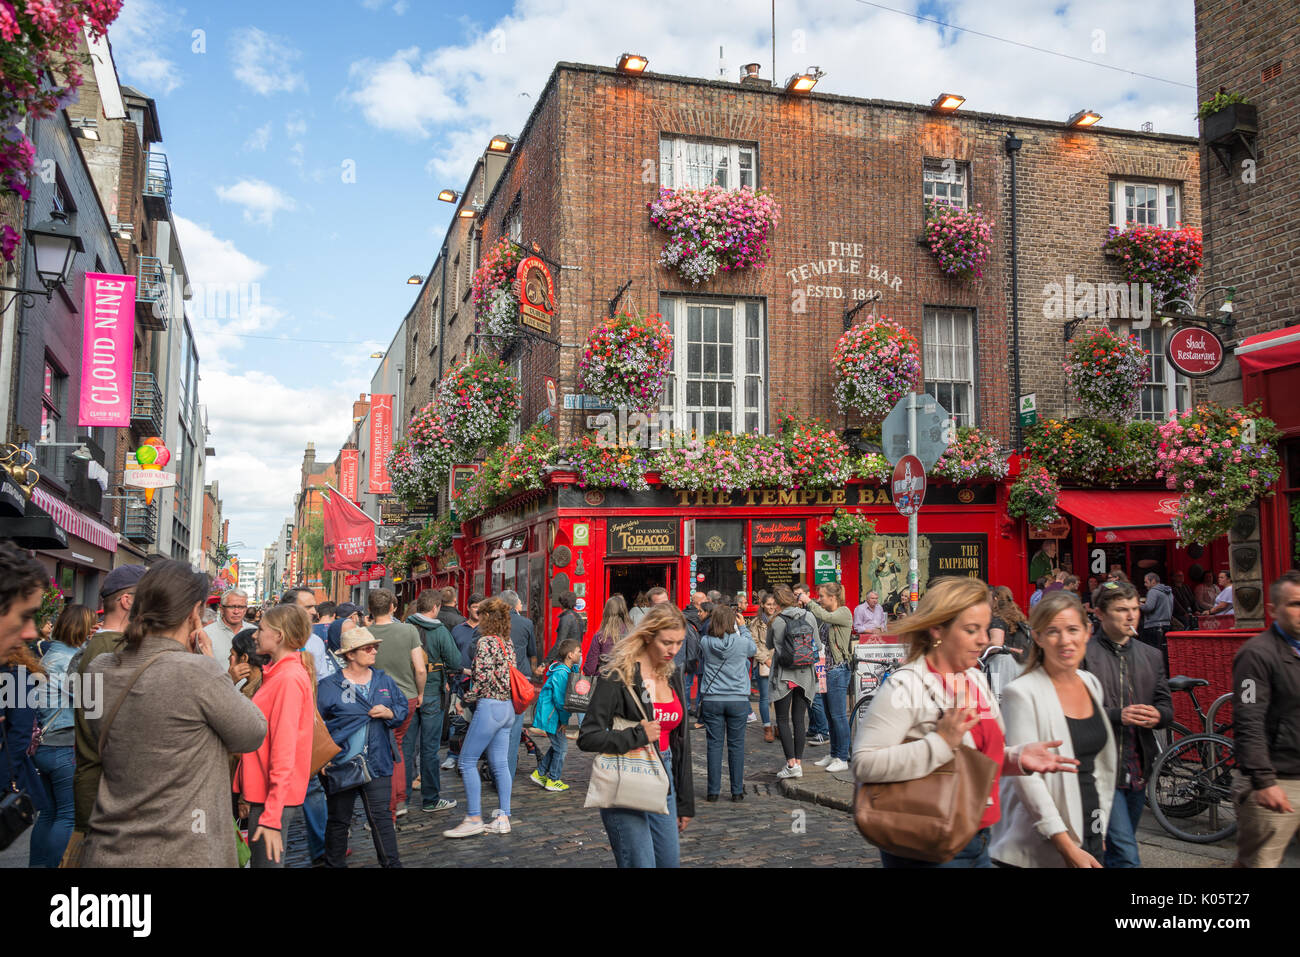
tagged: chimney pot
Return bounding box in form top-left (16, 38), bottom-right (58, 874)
top-left (740, 63), bottom-right (767, 87)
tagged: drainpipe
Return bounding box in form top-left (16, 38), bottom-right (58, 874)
top-left (1005, 130), bottom-right (1023, 449)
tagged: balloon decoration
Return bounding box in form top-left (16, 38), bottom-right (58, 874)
top-left (135, 437), bottom-right (170, 504)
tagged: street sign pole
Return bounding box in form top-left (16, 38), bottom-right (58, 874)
top-left (907, 392), bottom-right (919, 615)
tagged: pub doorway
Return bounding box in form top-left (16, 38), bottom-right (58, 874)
top-left (606, 561), bottom-right (674, 616)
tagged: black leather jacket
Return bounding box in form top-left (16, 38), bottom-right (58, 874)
top-left (1083, 628), bottom-right (1174, 783)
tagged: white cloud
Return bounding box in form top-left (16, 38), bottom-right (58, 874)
top-left (108, 0), bottom-right (184, 95)
top-left (231, 27), bottom-right (307, 96)
top-left (284, 112), bottom-right (308, 138)
top-left (343, 47), bottom-right (457, 137)
top-left (214, 178), bottom-right (297, 226)
top-left (243, 122), bottom-right (272, 151)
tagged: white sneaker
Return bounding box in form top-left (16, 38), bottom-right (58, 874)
top-left (485, 814), bottom-right (512, 834)
top-left (440, 757), bottom-right (457, 771)
top-left (394, 806), bottom-right (408, 818)
top-left (825, 758), bottom-right (850, 773)
top-left (746, 712), bottom-right (758, 723)
top-left (776, 763), bottom-right (803, 779)
top-left (443, 818), bottom-right (485, 839)
top-left (813, 754), bottom-right (834, 767)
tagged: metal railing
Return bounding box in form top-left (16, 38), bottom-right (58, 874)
top-left (131, 372), bottom-right (164, 436)
top-left (143, 151), bottom-right (172, 206)
top-left (123, 500), bottom-right (158, 544)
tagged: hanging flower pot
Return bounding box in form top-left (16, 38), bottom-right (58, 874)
top-left (1101, 224), bottom-right (1202, 309)
top-left (1007, 465), bottom-right (1062, 531)
top-left (930, 427), bottom-right (1010, 482)
top-left (818, 509), bottom-right (877, 546)
top-left (1064, 328), bottom-right (1149, 421)
top-left (578, 310), bottom-right (674, 413)
top-left (471, 236), bottom-right (526, 337)
top-left (647, 185), bottom-right (781, 285)
top-left (435, 354), bottom-right (521, 451)
top-left (831, 318), bottom-right (922, 421)
top-left (923, 204), bottom-right (994, 281)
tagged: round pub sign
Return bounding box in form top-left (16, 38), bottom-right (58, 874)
top-left (1166, 326), bottom-right (1225, 378)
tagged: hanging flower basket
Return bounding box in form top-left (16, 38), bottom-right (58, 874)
top-left (579, 310), bottom-right (674, 413)
top-left (831, 318), bottom-right (922, 421)
top-left (655, 431), bottom-right (792, 492)
top-left (387, 439), bottom-right (446, 508)
top-left (924, 204), bottom-right (994, 281)
top-left (931, 426), bottom-right (1010, 482)
top-left (1156, 402), bottom-right (1280, 546)
top-left (435, 354), bottom-right (521, 451)
top-left (647, 185), bottom-right (781, 285)
top-left (1007, 465), bottom-right (1062, 531)
top-left (776, 414), bottom-right (852, 489)
top-left (1101, 224), bottom-right (1202, 309)
top-left (471, 236), bottom-right (526, 337)
top-left (499, 425), bottom-right (557, 493)
top-left (1064, 328), bottom-right (1149, 420)
top-left (818, 509), bottom-right (877, 547)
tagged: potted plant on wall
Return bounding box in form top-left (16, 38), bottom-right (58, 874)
top-left (831, 317), bottom-right (923, 421)
top-left (647, 185), bottom-right (781, 285)
top-left (818, 509), bottom-right (877, 548)
top-left (923, 203), bottom-right (994, 281)
top-left (1198, 90), bottom-right (1257, 146)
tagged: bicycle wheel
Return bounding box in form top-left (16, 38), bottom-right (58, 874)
top-left (1157, 721), bottom-right (1192, 754)
top-left (849, 695), bottom-right (875, 739)
top-left (1149, 722), bottom-right (1198, 818)
top-left (1148, 733), bottom-right (1237, 843)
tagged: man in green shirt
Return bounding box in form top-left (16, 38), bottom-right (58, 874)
top-left (367, 588), bottom-right (425, 818)
top-left (405, 588), bottom-right (462, 812)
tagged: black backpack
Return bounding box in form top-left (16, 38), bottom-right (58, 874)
top-left (777, 610), bottom-right (817, 669)
top-left (682, 620), bottom-right (703, 675)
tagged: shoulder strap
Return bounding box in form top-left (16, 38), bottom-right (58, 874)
top-left (97, 650), bottom-right (172, 754)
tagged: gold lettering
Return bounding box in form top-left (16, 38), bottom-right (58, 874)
top-left (676, 491), bottom-right (691, 507)
top-left (744, 490), bottom-right (758, 506)
top-left (777, 489), bottom-right (799, 506)
top-left (831, 489), bottom-right (846, 505)
top-left (761, 490), bottom-right (777, 506)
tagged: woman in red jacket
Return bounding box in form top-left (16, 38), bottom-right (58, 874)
top-left (234, 603), bottom-right (315, 867)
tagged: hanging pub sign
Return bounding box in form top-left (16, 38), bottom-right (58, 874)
top-left (516, 256), bottom-right (555, 334)
top-left (1166, 326), bottom-right (1226, 378)
top-left (607, 517), bottom-right (678, 556)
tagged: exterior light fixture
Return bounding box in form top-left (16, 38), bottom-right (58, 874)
top-left (487, 134), bottom-right (515, 153)
top-left (370, 352), bottom-right (385, 358)
top-left (1067, 109), bottom-right (1102, 128)
top-left (437, 189), bottom-right (460, 203)
top-left (71, 117), bottom-right (99, 140)
top-left (37, 441), bottom-right (92, 461)
top-left (457, 208), bottom-right (477, 219)
top-left (931, 93), bottom-right (965, 112)
top-left (407, 275), bottom-right (423, 285)
top-left (617, 53), bottom-right (648, 74)
top-left (784, 67), bottom-right (824, 95)
top-left (26, 212), bottom-right (83, 296)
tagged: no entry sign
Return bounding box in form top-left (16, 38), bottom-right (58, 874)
top-left (892, 455), bottom-right (926, 516)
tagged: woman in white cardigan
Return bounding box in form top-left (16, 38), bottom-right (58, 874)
top-left (990, 591), bottom-right (1116, 868)
top-left (852, 577), bottom-right (1079, 868)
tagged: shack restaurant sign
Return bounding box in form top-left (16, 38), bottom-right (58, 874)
top-left (1166, 327), bottom-right (1225, 378)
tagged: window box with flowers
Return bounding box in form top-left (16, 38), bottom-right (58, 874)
top-left (1101, 224), bottom-right (1202, 309)
top-left (654, 430), bottom-right (792, 493)
top-left (1198, 92), bottom-right (1257, 148)
top-left (776, 414), bottom-right (853, 489)
top-left (646, 185), bottom-right (781, 285)
top-left (1064, 328), bottom-right (1150, 421)
top-left (931, 426), bottom-right (1009, 482)
top-left (579, 311), bottom-right (674, 413)
top-left (923, 204), bottom-right (994, 282)
top-left (831, 318), bottom-right (923, 421)
top-left (818, 509), bottom-right (878, 548)
top-left (471, 236), bottom-right (526, 338)
top-left (557, 435), bottom-right (651, 491)
top-left (1022, 419), bottom-right (1161, 488)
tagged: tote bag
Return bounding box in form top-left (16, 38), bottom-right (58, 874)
top-left (584, 680), bottom-right (670, 815)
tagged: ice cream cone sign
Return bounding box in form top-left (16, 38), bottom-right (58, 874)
top-left (124, 438), bottom-right (175, 504)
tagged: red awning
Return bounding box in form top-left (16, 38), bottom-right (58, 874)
top-left (1237, 323), bottom-right (1300, 375)
top-left (1056, 489), bottom-right (1181, 543)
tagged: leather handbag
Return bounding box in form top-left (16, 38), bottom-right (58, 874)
top-left (563, 671), bottom-right (597, 713)
top-left (320, 750), bottom-right (373, 795)
top-left (304, 651), bottom-right (341, 776)
top-left (1, 735), bottom-right (34, 852)
top-left (496, 637), bottom-right (538, 715)
top-left (584, 680), bottom-right (670, 815)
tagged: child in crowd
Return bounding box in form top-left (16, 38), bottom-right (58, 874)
top-left (530, 639), bottom-right (581, 792)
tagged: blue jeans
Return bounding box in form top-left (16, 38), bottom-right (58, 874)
top-left (1105, 786), bottom-right (1146, 868)
top-left (809, 690), bottom-right (829, 738)
top-left (302, 776), bottom-right (327, 861)
top-left (824, 664), bottom-right (851, 760)
top-left (30, 745), bottom-right (74, 868)
top-left (751, 661), bottom-right (770, 725)
top-left (538, 730), bottom-right (568, 781)
top-left (702, 698), bottom-right (748, 796)
top-left (414, 692), bottom-right (446, 806)
top-left (599, 748), bottom-right (680, 868)
top-left (459, 698), bottom-right (515, 818)
top-left (879, 827), bottom-right (993, 868)
top-left (505, 706), bottom-right (527, 781)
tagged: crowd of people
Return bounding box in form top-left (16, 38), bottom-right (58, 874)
top-left (2, 535), bottom-right (1298, 870)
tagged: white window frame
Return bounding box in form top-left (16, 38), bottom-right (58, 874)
top-left (923, 159), bottom-right (969, 212)
top-left (659, 136), bottom-right (756, 191)
top-left (1109, 179), bottom-right (1181, 228)
top-left (506, 206), bottom-right (522, 243)
top-left (922, 307), bottom-right (977, 427)
top-left (659, 296), bottom-right (766, 435)
top-left (1135, 326), bottom-right (1190, 422)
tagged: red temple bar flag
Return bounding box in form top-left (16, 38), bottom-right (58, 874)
top-left (321, 484), bottom-right (376, 570)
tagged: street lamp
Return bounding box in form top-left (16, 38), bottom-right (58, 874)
top-left (37, 441), bottom-right (92, 461)
top-left (1157, 286), bottom-right (1238, 331)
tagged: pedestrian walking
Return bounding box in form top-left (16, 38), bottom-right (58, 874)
top-left (405, 588), bottom-right (462, 813)
top-left (1232, 571), bottom-right (1300, 868)
top-left (583, 595), bottom-right (631, 677)
top-left (1081, 580), bottom-right (1172, 868)
top-left (316, 627), bottom-right (408, 867)
top-left (82, 561), bottom-right (267, 867)
top-left (852, 576), bottom-right (1079, 868)
top-left (444, 597), bottom-right (520, 838)
top-left (802, 582), bottom-right (854, 773)
top-left (531, 639), bottom-right (581, 791)
top-left (233, 603), bottom-right (316, 867)
top-left (578, 604), bottom-right (695, 868)
top-left (28, 604), bottom-right (95, 866)
top-left (768, 584), bottom-right (819, 779)
top-left (498, 589), bottom-right (537, 783)
top-left (556, 590), bottom-right (586, 646)
top-left (437, 586), bottom-right (467, 633)
top-left (990, 591), bottom-right (1115, 868)
top-left (699, 603), bottom-right (756, 802)
top-left (2, 643), bottom-right (50, 855)
top-left (204, 588), bottom-right (250, 674)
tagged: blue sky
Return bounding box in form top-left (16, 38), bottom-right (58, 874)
top-left (103, 0), bottom-right (1198, 564)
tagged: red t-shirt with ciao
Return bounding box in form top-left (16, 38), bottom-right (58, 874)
top-left (927, 663), bottom-right (1004, 829)
top-left (652, 690), bottom-right (683, 752)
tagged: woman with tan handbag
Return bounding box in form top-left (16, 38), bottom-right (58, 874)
top-left (578, 604), bottom-right (695, 868)
top-left (990, 591), bottom-right (1115, 868)
top-left (233, 603), bottom-right (316, 867)
top-left (851, 577), bottom-right (1080, 868)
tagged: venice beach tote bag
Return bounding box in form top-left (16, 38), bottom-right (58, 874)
top-left (583, 681), bottom-right (670, 815)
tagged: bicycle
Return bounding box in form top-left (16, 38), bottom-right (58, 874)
top-left (1147, 732), bottom-right (1237, 843)
top-left (1156, 675), bottom-right (1234, 751)
top-left (848, 657), bottom-right (901, 739)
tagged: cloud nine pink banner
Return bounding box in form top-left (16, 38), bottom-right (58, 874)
top-left (78, 273), bottom-right (137, 428)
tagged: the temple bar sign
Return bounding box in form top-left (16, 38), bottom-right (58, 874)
top-left (607, 518), bottom-right (679, 556)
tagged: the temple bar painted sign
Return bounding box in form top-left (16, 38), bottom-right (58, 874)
top-left (516, 256), bottom-right (555, 334)
top-left (558, 484), bottom-right (995, 510)
top-left (607, 518), bottom-right (679, 556)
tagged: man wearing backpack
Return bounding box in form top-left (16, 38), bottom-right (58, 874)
top-left (679, 591), bottom-right (708, 720)
top-left (406, 589), bottom-right (463, 814)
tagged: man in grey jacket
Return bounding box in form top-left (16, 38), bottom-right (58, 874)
top-left (1140, 572), bottom-right (1175, 662)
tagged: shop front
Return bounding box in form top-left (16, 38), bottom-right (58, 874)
top-left (29, 486), bottom-right (118, 607)
top-left (459, 474), bottom-right (1023, 659)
